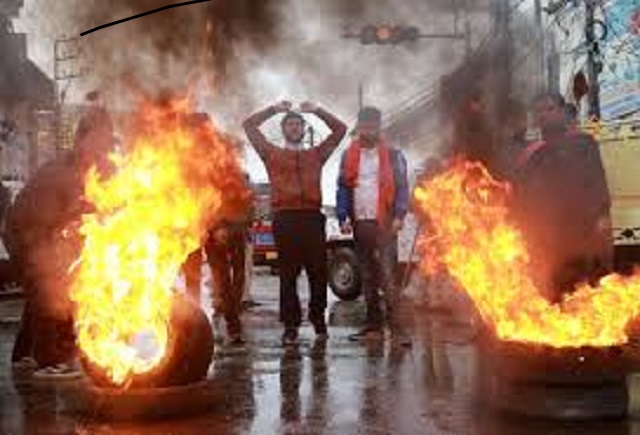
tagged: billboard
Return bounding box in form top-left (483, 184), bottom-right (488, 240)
top-left (599, 0), bottom-right (640, 120)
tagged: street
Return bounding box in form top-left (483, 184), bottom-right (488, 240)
top-left (0, 268), bottom-right (637, 434)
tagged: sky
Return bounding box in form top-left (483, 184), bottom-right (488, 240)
top-left (12, 0), bottom-right (486, 202)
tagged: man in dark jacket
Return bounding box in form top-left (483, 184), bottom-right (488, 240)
top-left (336, 106), bottom-right (411, 345)
top-left (7, 152), bottom-right (81, 373)
top-left (9, 96), bottom-right (114, 377)
top-left (243, 101), bottom-right (347, 345)
top-left (0, 181), bottom-right (16, 289)
top-left (514, 92), bottom-right (612, 302)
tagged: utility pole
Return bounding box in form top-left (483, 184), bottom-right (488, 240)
top-left (584, 0), bottom-right (601, 119)
top-left (53, 37), bottom-right (82, 153)
top-left (344, 16), bottom-right (470, 115)
top-left (464, 20), bottom-right (472, 58)
top-left (491, 0), bottom-right (512, 121)
top-left (453, 0), bottom-right (473, 58)
top-left (533, 0), bottom-right (547, 92)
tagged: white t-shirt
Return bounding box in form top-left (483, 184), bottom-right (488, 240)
top-left (354, 148), bottom-right (379, 221)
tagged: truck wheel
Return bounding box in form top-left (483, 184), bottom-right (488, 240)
top-left (329, 247), bottom-right (362, 301)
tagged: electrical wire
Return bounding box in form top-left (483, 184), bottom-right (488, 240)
top-left (386, 0), bottom-right (571, 121)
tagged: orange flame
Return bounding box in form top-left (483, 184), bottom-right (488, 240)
top-left (70, 96), bottom-right (245, 387)
top-left (414, 161), bottom-right (640, 347)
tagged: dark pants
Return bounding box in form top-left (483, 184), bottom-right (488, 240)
top-left (183, 228), bottom-right (246, 335)
top-left (183, 248), bottom-right (204, 303)
top-left (12, 273), bottom-right (76, 367)
top-left (272, 210), bottom-right (327, 329)
top-left (12, 298), bottom-right (34, 363)
top-left (354, 220), bottom-right (402, 331)
top-left (205, 229), bottom-right (246, 335)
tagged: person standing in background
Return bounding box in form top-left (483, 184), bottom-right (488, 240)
top-left (336, 106), bottom-right (411, 347)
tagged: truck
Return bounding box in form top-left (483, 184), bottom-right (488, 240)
top-left (250, 182), bottom-right (279, 269)
top-left (592, 118), bottom-right (640, 272)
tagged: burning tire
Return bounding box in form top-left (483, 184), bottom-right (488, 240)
top-left (82, 293), bottom-right (214, 389)
top-left (475, 328), bottom-right (633, 420)
top-left (329, 247), bottom-right (362, 301)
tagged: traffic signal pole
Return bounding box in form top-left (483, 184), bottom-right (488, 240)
top-left (585, 0), bottom-right (601, 119)
top-left (343, 22), bottom-right (469, 116)
top-left (544, 0), bottom-right (601, 119)
top-left (534, 0), bottom-right (547, 92)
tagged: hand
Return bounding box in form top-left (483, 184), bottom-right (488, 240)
top-left (596, 215), bottom-right (611, 234)
top-left (272, 101), bottom-right (292, 113)
top-left (340, 220), bottom-right (352, 235)
top-left (391, 218), bottom-right (404, 234)
top-left (299, 101), bottom-right (318, 113)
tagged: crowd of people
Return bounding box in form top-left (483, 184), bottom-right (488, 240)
top-left (475, 91), bottom-right (612, 303)
top-left (0, 89), bottom-right (612, 381)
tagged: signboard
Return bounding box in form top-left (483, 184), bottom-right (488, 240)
top-left (600, 0), bottom-right (640, 120)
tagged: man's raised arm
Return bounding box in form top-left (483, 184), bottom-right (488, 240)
top-left (300, 102), bottom-right (347, 161)
top-left (242, 101), bottom-right (291, 160)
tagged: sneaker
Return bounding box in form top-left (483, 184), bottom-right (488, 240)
top-left (33, 363), bottom-right (82, 381)
top-left (12, 357), bottom-right (38, 370)
top-left (281, 328), bottom-right (299, 346)
top-left (348, 327), bottom-right (383, 342)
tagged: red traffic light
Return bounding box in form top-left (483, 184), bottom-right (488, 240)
top-left (359, 24), bottom-right (421, 45)
top-left (375, 25), bottom-right (395, 43)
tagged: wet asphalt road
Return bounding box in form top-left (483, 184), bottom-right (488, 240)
top-left (1, 269), bottom-right (640, 434)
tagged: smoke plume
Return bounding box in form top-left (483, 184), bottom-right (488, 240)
top-left (22, 0), bottom-right (490, 135)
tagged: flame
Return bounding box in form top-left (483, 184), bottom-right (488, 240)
top-left (414, 161), bottom-right (640, 347)
top-left (70, 96), bottom-right (245, 386)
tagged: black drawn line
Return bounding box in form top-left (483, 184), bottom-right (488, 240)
top-left (80, 0), bottom-right (214, 36)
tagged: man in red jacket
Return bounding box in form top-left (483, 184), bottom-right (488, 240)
top-left (243, 101), bottom-right (346, 345)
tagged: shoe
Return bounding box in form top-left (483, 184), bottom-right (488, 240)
top-left (391, 330), bottom-right (412, 348)
top-left (228, 331), bottom-right (246, 346)
top-left (315, 331), bottom-right (329, 341)
top-left (348, 327), bottom-right (383, 342)
top-left (242, 300), bottom-right (261, 310)
top-left (33, 363), bottom-right (82, 380)
top-left (212, 316), bottom-right (225, 343)
top-left (312, 319), bottom-right (328, 339)
top-left (12, 357), bottom-right (38, 370)
top-left (281, 328), bottom-right (299, 346)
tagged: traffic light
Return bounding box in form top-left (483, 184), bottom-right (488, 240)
top-left (359, 24), bottom-right (421, 45)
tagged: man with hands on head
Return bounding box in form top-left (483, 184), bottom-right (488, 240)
top-left (243, 100), bottom-right (347, 346)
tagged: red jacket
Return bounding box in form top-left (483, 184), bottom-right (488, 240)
top-left (243, 107), bottom-right (346, 212)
